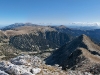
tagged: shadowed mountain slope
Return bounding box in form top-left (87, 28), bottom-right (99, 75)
top-left (45, 34), bottom-right (100, 73)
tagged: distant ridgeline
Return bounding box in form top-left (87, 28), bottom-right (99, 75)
top-left (51, 25), bottom-right (100, 43)
top-left (0, 24), bottom-right (100, 52)
top-left (1, 23), bottom-right (37, 30)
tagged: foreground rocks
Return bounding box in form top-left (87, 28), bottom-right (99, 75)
top-left (0, 55), bottom-right (42, 75)
top-left (0, 55), bottom-right (65, 75)
top-left (0, 55), bottom-right (94, 75)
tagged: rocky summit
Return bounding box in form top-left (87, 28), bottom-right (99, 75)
top-left (46, 34), bottom-right (100, 74)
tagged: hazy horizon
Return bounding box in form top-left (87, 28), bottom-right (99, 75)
top-left (1, 22), bottom-right (100, 28)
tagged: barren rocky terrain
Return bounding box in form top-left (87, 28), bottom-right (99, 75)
top-left (0, 55), bottom-right (94, 75)
top-left (0, 24), bottom-right (100, 75)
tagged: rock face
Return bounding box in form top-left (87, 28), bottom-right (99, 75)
top-left (9, 34), bottom-right (58, 51)
top-left (9, 31), bottom-right (72, 51)
top-left (45, 34), bottom-right (100, 74)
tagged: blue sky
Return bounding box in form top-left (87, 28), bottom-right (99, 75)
top-left (0, 0), bottom-right (100, 26)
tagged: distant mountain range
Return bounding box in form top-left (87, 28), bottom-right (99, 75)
top-left (1, 23), bottom-right (100, 30)
top-left (51, 25), bottom-right (100, 43)
top-left (0, 23), bottom-right (100, 52)
top-left (1, 23), bottom-right (39, 30)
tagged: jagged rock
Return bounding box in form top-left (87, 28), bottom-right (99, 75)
top-left (67, 70), bottom-right (92, 75)
top-left (10, 55), bottom-right (31, 65)
top-left (10, 55), bottom-right (42, 67)
top-left (0, 61), bottom-right (12, 71)
top-left (31, 68), bottom-right (41, 74)
top-left (22, 73), bottom-right (34, 75)
top-left (0, 70), bottom-right (9, 75)
top-left (6, 64), bottom-right (21, 75)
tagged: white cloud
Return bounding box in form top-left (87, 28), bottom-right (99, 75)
top-left (68, 22), bottom-right (100, 26)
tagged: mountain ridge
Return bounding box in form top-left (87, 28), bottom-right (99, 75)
top-left (1, 24), bottom-right (100, 44)
top-left (45, 34), bottom-right (100, 72)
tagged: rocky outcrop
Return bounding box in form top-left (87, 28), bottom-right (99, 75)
top-left (0, 55), bottom-right (63, 75)
top-left (0, 55), bottom-right (94, 75)
top-left (0, 55), bottom-right (42, 75)
top-left (0, 55), bottom-right (43, 75)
